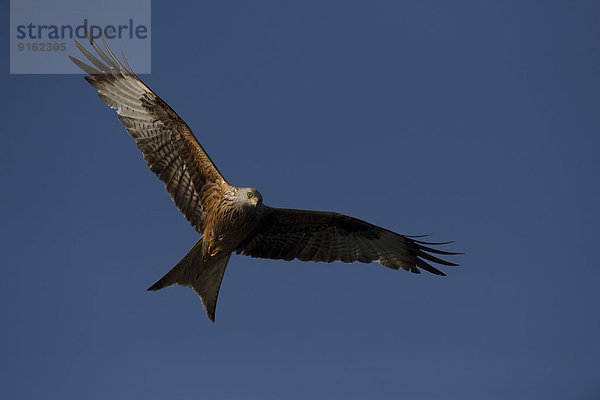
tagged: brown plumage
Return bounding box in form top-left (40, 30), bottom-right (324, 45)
top-left (70, 34), bottom-right (460, 322)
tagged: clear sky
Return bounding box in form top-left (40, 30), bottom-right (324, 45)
top-left (2, 1), bottom-right (599, 399)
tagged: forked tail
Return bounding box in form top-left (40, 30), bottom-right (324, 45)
top-left (147, 238), bottom-right (231, 322)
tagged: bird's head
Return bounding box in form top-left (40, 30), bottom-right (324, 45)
top-left (238, 187), bottom-right (263, 208)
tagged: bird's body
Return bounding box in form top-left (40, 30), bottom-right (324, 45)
top-left (202, 187), bottom-right (264, 260)
top-left (70, 34), bottom-right (459, 322)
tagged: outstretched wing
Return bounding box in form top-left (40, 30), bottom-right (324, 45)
top-left (70, 34), bottom-right (225, 233)
top-left (237, 207), bottom-right (459, 275)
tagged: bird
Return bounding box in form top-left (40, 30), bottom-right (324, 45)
top-left (70, 33), bottom-right (460, 322)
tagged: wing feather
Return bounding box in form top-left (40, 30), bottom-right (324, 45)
top-left (237, 207), bottom-right (460, 275)
top-left (70, 34), bottom-right (226, 233)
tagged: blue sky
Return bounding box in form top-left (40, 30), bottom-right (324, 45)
top-left (2, 1), bottom-right (599, 399)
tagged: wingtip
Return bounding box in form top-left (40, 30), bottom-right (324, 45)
top-left (414, 239), bottom-right (456, 246)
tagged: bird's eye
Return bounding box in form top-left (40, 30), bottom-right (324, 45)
top-left (247, 192), bottom-right (253, 199)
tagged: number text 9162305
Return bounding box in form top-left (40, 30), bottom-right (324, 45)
top-left (18, 42), bottom-right (67, 51)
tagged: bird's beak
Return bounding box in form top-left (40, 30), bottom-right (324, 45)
top-left (250, 197), bottom-right (259, 206)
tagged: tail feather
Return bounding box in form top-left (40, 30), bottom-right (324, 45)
top-left (147, 238), bottom-right (231, 322)
top-left (191, 253), bottom-right (231, 322)
top-left (147, 240), bottom-right (203, 291)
